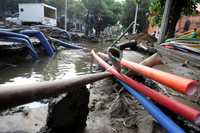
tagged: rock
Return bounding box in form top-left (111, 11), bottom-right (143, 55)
top-left (46, 86), bottom-right (89, 133)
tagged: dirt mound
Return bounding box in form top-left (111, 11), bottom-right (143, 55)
top-left (31, 25), bottom-right (71, 41)
top-left (127, 33), bottom-right (157, 43)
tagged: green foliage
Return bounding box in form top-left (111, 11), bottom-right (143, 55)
top-left (120, 0), bottom-right (136, 31)
top-left (67, 0), bottom-right (87, 20)
top-left (148, 0), bottom-right (200, 27)
top-left (182, 0), bottom-right (200, 15)
top-left (47, 0), bottom-right (86, 20)
top-left (148, 0), bottom-right (163, 26)
top-left (120, 0), bottom-right (150, 33)
top-left (82, 0), bottom-right (123, 36)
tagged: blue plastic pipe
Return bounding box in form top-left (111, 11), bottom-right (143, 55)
top-left (49, 37), bottom-right (83, 49)
top-left (20, 30), bottom-right (54, 57)
top-left (0, 31), bottom-right (33, 46)
top-left (4, 37), bottom-right (38, 59)
top-left (0, 31), bottom-right (38, 59)
top-left (53, 27), bottom-right (72, 41)
top-left (117, 80), bottom-right (185, 133)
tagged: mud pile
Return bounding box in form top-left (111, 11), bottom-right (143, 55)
top-left (126, 32), bottom-right (157, 44)
top-left (39, 86), bottom-right (89, 133)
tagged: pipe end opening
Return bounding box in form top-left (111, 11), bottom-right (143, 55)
top-left (195, 116), bottom-right (200, 126)
top-left (186, 83), bottom-right (197, 96)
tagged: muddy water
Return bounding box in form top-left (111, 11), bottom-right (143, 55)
top-left (0, 42), bottom-right (109, 86)
top-left (0, 42), bottom-right (111, 133)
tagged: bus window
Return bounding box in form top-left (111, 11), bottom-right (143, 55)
top-left (44, 6), bottom-right (56, 19)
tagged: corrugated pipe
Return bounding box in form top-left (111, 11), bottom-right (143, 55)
top-left (3, 37), bottom-right (38, 59)
top-left (117, 80), bottom-right (185, 133)
top-left (49, 37), bottom-right (83, 49)
top-left (20, 30), bottom-right (55, 57)
top-left (0, 31), bottom-right (38, 59)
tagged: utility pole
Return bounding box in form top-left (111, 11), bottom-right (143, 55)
top-left (65, 0), bottom-right (68, 31)
top-left (158, 0), bottom-right (172, 44)
top-left (133, 3), bottom-right (139, 34)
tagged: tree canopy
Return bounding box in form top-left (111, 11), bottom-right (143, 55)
top-left (82, 0), bottom-right (122, 37)
top-left (120, 0), bottom-right (150, 33)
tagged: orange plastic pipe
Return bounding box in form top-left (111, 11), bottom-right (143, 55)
top-left (98, 52), bottom-right (198, 96)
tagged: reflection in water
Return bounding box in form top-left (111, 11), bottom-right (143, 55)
top-left (0, 42), bottom-right (110, 86)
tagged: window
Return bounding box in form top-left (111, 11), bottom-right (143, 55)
top-left (44, 6), bottom-right (56, 19)
top-left (20, 8), bottom-right (24, 12)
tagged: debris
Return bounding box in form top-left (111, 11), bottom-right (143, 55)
top-left (126, 32), bottom-right (157, 44)
top-left (95, 101), bottom-right (105, 111)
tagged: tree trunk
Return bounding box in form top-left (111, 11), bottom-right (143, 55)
top-left (158, 0), bottom-right (172, 44)
top-left (166, 0), bottom-right (182, 38)
top-left (85, 12), bottom-right (89, 36)
top-left (2, 2), bottom-right (6, 21)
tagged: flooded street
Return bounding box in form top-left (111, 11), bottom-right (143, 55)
top-left (0, 42), bottom-right (109, 86)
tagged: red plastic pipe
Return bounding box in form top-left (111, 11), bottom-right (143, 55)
top-left (98, 52), bottom-right (197, 96)
top-left (91, 50), bottom-right (200, 125)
